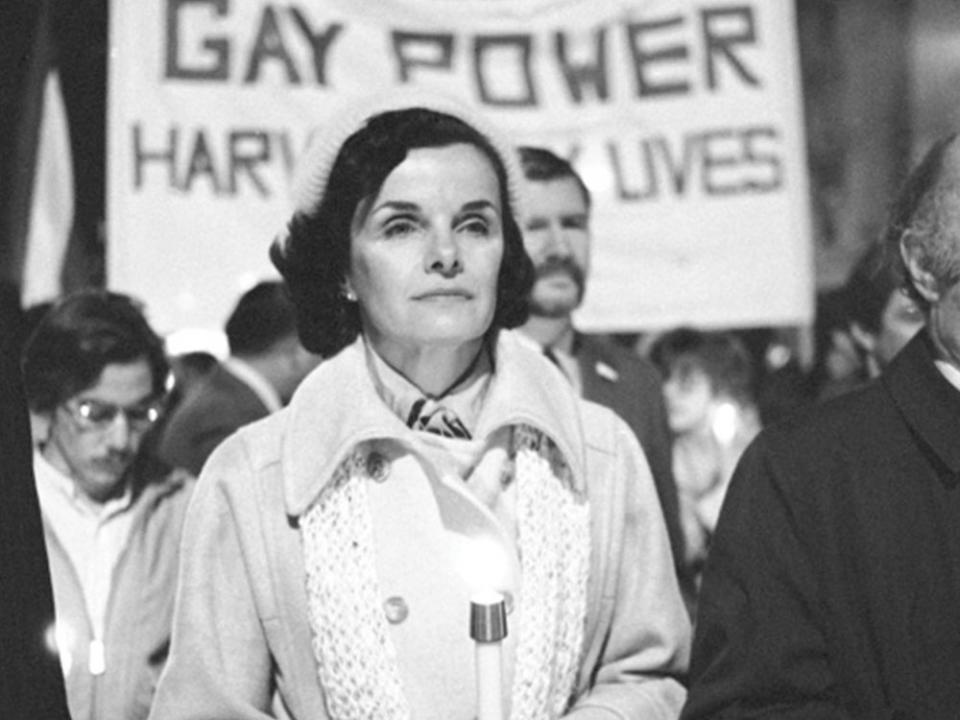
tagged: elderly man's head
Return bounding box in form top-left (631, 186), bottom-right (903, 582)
top-left (887, 134), bottom-right (960, 367)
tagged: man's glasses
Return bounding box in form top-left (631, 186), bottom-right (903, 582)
top-left (61, 398), bottom-right (164, 432)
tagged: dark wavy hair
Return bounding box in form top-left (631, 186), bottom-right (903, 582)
top-left (649, 327), bottom-right (756, 407)
top-left (272, 108), bottom-right (534, 357)
top-left (22, 290), bottom-right (169, 413)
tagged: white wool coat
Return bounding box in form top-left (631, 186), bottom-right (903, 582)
top-left (149, 331), bottom-right (690, 720)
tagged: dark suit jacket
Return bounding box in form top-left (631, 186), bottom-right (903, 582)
top-left (683, 331), bottom-right (960, 719)
top-left (158, 363), bottom-right (271, 476)
top-left (574, 334), bottom-right (686, 580)
top-left (0, 356), bottom-right (70, 719)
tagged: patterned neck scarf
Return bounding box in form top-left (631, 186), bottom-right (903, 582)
top-left (363, 338), bottom-right (493, 439)
top-left (405, 397), bottom-right (471, 438)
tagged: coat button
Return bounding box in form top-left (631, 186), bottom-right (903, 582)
top-left (383, 596), bottom-right (409, 624)
top-left (366, 451), bottom-right (389, 482)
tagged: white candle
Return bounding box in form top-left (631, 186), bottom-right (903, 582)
top-left (470, 590), bottom-right (507, 720)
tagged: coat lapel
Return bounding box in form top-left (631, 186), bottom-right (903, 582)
top-left (883, 331), bottom-right (960, 485)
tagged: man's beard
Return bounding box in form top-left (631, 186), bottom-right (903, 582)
top-left (528, 256), bottom-right (585, 318)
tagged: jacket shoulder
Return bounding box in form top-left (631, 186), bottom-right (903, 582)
top-left (577, 335), bottom-right (664, 397)
top-left (737, 380), bottom-right (910, 507)
top-left (167, 369), bottom-right (265, 427)
top-left (579, 335), bottom-right (657, 372)
top-left (760, 380), bottom-right (895, 458)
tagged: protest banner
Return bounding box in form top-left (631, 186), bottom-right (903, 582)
top-left (108, 0), bottom-right (813, 337)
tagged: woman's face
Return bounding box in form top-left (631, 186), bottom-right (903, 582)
top-left (346, 143), bottom-right (505, 359)
top-left (663, 363), bottom-right (714, 435)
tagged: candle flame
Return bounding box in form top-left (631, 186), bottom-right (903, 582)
top-left (457, 535), bottom-right (511, 597)
top-left (710, 400), bottom-right (738, 447)
top-left (45, 620), bottom-right (73, 675)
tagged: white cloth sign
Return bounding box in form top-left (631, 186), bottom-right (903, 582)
top-left (108, 0), bottom-right (813, 335)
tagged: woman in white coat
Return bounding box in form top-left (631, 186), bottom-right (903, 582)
top-left (148, 91), bottom-right (690, 720)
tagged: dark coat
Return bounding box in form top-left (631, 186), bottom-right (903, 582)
top-left (575, 334), bottom-right (687, 583)
top-left (0, 355), bottom-right (70, 719)
top-left (158, 363), bottom-right (271, 476)
top-left (682, 331), bottom-right (960, 719)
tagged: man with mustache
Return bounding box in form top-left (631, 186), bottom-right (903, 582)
top-left (22, 290), bottom-right (193, 720)
top-left (516, 146), bottom-right (690, 603)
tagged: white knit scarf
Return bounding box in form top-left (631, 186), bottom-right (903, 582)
top-left (299, 424), bottom-right (591, 719)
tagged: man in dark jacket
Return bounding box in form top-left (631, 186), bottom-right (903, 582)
top-left (516, 146), bottom-right (689, 600)
top-left (682, 134), bottom-right (960, 718)
top-left (158, 281), bottom-right (318, 475)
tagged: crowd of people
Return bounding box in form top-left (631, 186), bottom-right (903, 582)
top-left (3, 88), bottom-right (959, 719)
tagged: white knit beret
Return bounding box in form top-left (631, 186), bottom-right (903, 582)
top-left (273, 88), bottom-right (526, 260)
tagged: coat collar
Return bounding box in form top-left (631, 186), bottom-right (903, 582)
top-left (883, 330), bottom-right (960, 482)
top-left (282, 330), bottom-right (588, 516)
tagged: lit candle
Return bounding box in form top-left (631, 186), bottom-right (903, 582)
top-left (470, 590), bottom-right (507, 720)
